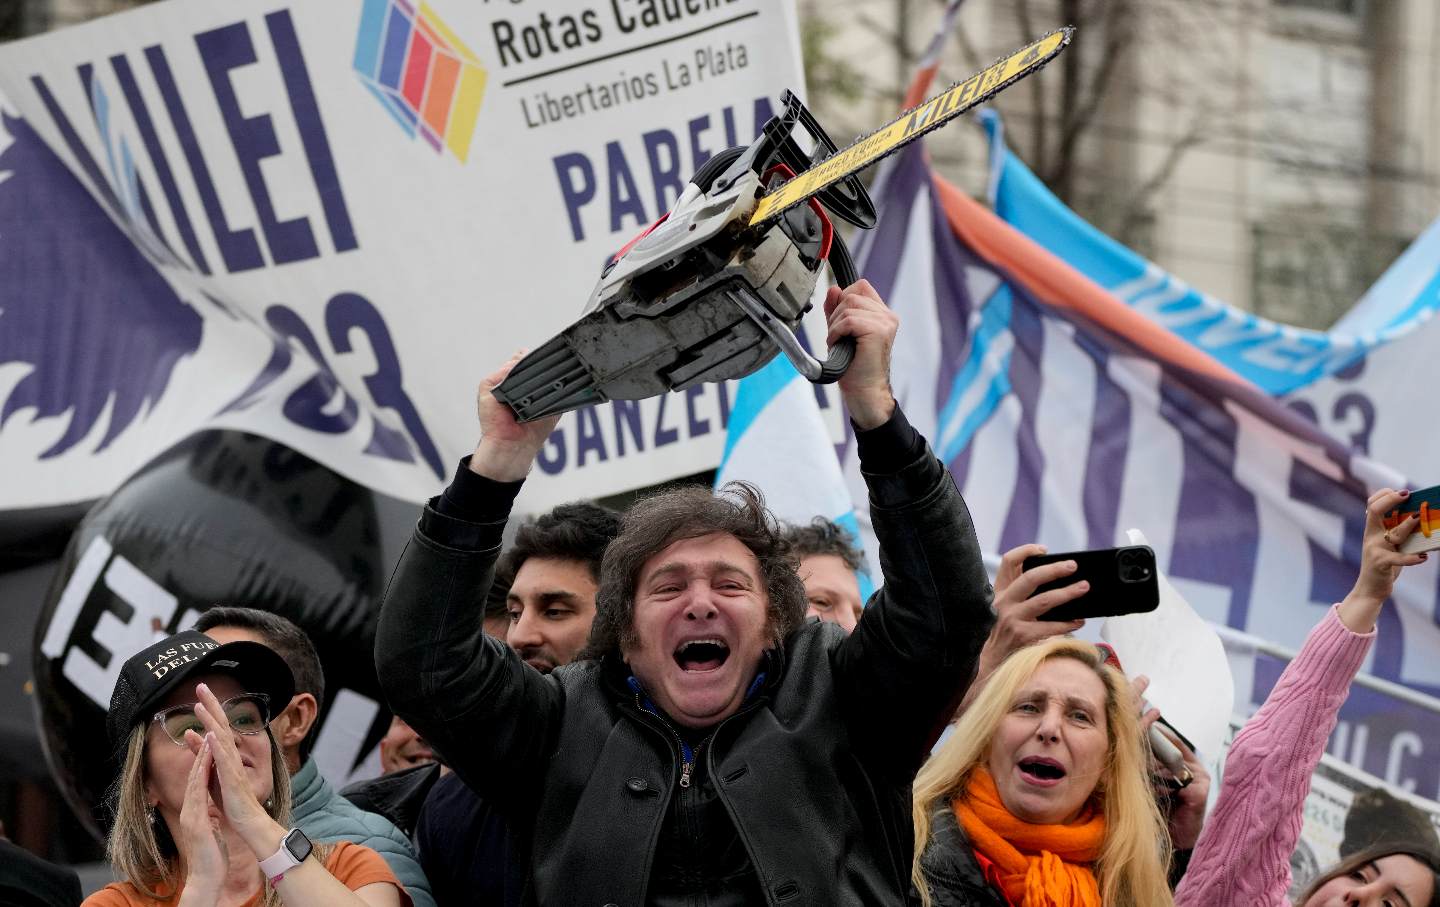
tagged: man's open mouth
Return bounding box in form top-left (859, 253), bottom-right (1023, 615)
top-left (673, 638), bottom-right (730, 672)
top-left (1018, 757), bottom-right (1066, 784)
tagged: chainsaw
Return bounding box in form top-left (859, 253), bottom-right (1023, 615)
top-left (495, 28), bottom-right (1072, 422)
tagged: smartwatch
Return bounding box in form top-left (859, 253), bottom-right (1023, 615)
top-left (259, 828), bottom-right (313, 885)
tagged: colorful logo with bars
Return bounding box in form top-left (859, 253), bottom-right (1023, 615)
top-left (353, 0), bottom-right (486, 162)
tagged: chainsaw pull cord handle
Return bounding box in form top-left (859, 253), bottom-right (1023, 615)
top-left (692, 146), bottom-right (857, 385)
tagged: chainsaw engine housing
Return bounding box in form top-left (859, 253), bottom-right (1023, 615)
top-left (495, 92), bottom-right (874, 422)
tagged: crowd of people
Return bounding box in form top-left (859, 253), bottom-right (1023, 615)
top-left (6, 280), bottom-right (1436, 906)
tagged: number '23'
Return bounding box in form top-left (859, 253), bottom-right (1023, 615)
top-left (221, 293), bottom-right (443, 479)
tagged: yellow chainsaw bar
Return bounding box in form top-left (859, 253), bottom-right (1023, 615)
top-left (750, 27), bottom-right (1072, 226)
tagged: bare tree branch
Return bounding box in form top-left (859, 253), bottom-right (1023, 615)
top-left (1049, 0), bottom-right (1137, 199)
top-left (1013, 0), bottom-right (1047, 174)
top-left (1114, 110), bottom-right (1211, 245)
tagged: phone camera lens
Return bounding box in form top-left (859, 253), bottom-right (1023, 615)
top-left (1118, 559), bottom-right (1152, 583)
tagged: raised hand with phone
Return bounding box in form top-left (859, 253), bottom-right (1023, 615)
top-left (960, 543), bottom-right (1161, 711)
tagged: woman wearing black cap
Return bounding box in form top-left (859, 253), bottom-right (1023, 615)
top-left (87, 630), bottom-right (407, 907)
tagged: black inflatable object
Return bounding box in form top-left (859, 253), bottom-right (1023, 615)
top-left (31, 430), bottom-right (397, 838)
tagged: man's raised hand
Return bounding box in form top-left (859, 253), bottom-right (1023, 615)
top-left (824, 280), bottom-right (899, 430)
top-left (470, 352), bottom-right (564, 482)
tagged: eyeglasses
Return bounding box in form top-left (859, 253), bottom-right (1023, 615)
top-left (151, 693), bottom-right (272, 746)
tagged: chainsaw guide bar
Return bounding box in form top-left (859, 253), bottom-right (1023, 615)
top-left (750, 27), bottom-right (1072, 225)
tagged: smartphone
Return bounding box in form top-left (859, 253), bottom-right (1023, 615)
top-left (1382, 485), bottom-right (1440, 555)
top-left (1021, 545), bottom-right (1160, 622)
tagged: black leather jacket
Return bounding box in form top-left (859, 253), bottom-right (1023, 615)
top-left (912, 802), bottom-right (1009, 907)
top-left (340, 762), bottom-right (442, 839)
top-left (375, 412), bottom-right (993, 906)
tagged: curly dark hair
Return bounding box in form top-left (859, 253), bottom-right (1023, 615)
top-left (582, 482), bottom-right (808, 659)
top-left (497, 502), bottom-right (623, 588)
top-left (783, 517), bottom-right (868, 573)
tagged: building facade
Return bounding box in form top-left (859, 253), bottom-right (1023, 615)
top-left (800, 0), bottom-right (1440, 328)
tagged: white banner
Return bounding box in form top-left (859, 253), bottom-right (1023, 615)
top-left (0, 0), bottom-right (803, 511)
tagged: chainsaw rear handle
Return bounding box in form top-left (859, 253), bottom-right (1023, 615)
top-left (813, 230), bottom-right (859, 384)
top-left (813, 339), bottom-right (855, 384)
top-left (695, 145), bottom-right (858, 386)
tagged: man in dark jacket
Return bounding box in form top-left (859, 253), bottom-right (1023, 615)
top-left (375, 280), bottom-right (994, 905)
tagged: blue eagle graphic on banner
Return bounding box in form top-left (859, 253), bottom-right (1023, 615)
top-left (0, 110), bottom-right (201, 458)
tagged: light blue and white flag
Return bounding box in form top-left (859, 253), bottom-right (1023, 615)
top-left (980, 110), bottom-right (1440, 395)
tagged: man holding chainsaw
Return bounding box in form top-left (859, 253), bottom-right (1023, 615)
top-left (376, 280), bottom-right (994, 904)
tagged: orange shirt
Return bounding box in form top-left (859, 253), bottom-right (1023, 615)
top-left (84, 841), bottom-right (410, 907)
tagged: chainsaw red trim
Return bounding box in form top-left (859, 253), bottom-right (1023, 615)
top-left (764, 163), bottom-right (833, 263)
top-left (613, 213), bottom-right (669, 263)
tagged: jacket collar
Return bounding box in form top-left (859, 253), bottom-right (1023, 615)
top-left (290, 757), bottom-right (329, 817)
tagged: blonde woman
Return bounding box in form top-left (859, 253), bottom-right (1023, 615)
top-left (89, 630), bottom-right (408, 907)
top-left (911, 638), bottom-right (1174, 907)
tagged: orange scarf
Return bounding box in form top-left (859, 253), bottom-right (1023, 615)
top-left (951, 767), bottom-right (1105, 907)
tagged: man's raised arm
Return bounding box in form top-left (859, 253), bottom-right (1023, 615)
top-left (374, 354), bottom-right (562, 813)
top-left (824, 281), bottom-right (995, 778)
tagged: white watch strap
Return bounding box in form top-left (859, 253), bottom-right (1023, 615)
top-left (259, 836), bottom-right (303, 880)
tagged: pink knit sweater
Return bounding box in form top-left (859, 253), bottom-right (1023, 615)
top-left (1174, 605), bottom-right (1374, 906)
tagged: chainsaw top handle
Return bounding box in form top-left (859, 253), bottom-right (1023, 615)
top-left (693, 142), bottom-right (859, 385)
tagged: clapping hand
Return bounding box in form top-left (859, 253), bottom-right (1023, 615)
top-left (175, 734), bottom-right (228, 898)
top-left (189, 684), bottom-right (285, 861)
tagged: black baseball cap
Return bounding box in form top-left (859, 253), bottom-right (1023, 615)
top-left (106, 629), bottom-right (295, 749)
